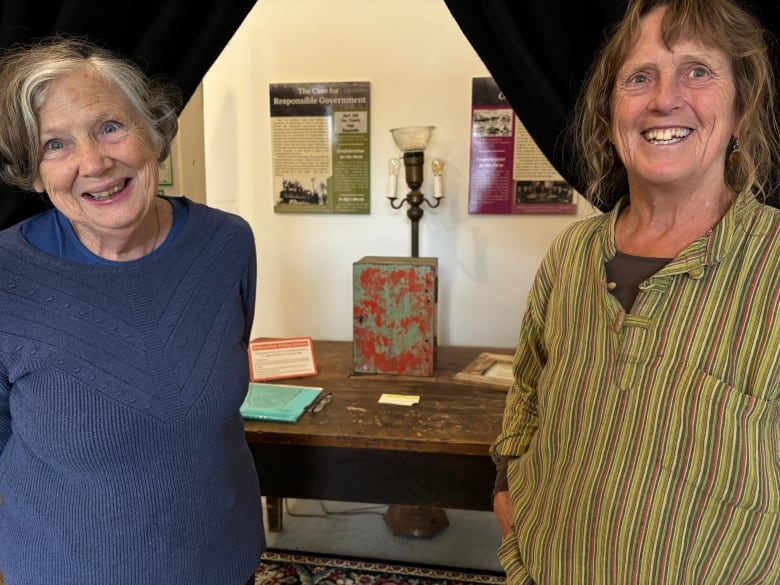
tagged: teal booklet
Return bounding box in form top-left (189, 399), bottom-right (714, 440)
top-left (240, 383), bottom-right (323, 423)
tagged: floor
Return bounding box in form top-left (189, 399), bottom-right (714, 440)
top-left (263, 498), bottom-right (504, 572)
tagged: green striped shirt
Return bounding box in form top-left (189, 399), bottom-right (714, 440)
top-left (492, 192), bottom-right (779, 584)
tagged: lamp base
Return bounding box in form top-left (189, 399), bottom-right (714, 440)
top-left (383, 505), bottom-right (450, 539)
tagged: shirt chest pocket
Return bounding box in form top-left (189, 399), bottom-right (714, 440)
top-left (660, 365), bottom-right (779, 515)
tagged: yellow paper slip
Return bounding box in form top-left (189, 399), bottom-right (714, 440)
top-left (378, 393), bottom-right (420, 406)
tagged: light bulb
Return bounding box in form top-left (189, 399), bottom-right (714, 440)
top-left (387, 158), bottom-right (400, 199)
top-left (432, 159), bottom-right (444, 198)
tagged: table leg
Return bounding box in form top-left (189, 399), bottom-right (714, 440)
top-left (265, 496), bottom-right (284, 532)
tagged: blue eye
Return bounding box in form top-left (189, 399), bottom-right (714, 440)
top-left (629, 73), bottom-right (648, 84)
top-left (103, 121), bottom-right (120, 133)
top-left (689, 67), bottom-right (709, 78)
top-left (45, 139), bottom-right (64, 151)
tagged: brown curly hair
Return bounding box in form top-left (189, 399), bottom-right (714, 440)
top-left (571, 0), bottom-right (779, 208)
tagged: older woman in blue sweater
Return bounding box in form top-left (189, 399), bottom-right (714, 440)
top-left (0, 37), bottom-right (264, 584)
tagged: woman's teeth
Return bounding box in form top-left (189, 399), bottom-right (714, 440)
top-left (643, 128), bottom-right (691, 144)
top-left (86, 182), bottom-right (125, 201)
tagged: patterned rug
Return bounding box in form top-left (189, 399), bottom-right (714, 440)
top-left (253, 549), bottom-right (506, 585)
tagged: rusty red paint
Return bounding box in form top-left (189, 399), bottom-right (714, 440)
top-left (352, 257), bottom-right (437, 376)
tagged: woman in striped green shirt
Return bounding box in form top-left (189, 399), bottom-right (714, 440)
top-left (492, 0), bottom-right (779, 583)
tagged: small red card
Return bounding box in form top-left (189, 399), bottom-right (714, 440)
top-left (248, 337), bottom-right (318, 381)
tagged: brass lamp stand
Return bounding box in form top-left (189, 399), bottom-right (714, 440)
top-left (383, 126), bottom-right (448, 538)
top-left (387, 126), bottom-right (444, 258)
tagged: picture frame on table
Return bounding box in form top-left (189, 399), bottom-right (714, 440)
top-left (454, 352), bottom-right (514, 389)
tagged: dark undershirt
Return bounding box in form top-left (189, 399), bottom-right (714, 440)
top-left (605, 250), bottom-right (671, 311)
top-left (492, 250), bottom-right (672, 497)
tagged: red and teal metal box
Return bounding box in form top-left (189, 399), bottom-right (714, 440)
top-left (352, 256), bottom-right (438, 376)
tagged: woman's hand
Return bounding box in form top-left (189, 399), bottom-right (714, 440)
top-left (493, 489), bottom-right (513, 536)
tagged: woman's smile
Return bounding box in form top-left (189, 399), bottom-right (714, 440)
top-left (642, 127), bottom-right (692, 144)
top-left (82, 178), bottom-right (130, 201)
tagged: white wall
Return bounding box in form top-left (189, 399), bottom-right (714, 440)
top-left (203, 0), bottom-right (595, 348)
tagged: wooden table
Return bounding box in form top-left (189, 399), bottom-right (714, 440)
top-left (243, 340), bottom-right (512, 531)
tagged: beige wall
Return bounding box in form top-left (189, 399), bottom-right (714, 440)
top-left (159, 84), bottom-right (206, 203)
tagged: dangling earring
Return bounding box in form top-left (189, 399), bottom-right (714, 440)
top-left (729, 139), bottom-right (741, 165)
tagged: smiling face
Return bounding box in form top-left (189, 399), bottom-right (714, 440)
top-left (32, 65), bottom-right (161, 242)
top-left (611, 6), bottom-right (738, 196)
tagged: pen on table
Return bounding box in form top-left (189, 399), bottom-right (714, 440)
top-left (311, 392), bottom-right (332, 414)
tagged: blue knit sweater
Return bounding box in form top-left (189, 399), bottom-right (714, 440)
top-left (0, 198), bottom-right (265, 584)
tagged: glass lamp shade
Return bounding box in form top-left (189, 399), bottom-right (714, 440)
top-left (390, 126), bottom-right (435, 153)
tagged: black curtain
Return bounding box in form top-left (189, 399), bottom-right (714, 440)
top-left (443, 0), bottom-right (780, 210)
top-left (0, 0), bottom-right (257, 230)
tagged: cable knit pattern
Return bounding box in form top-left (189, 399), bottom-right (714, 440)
top-left (0, 199), bottom-right (265, 584)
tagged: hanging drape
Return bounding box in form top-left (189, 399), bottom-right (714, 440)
top-left (443, 0), bottom-right (780, 209)
top-left (0, 0), bottom-right (257, 229)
